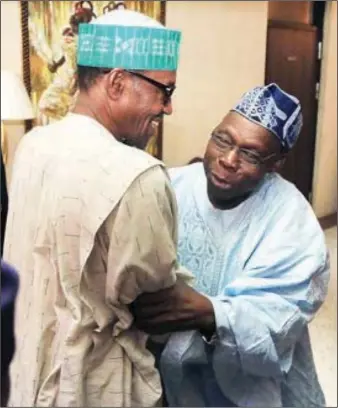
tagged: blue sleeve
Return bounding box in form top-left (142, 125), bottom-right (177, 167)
top-left (1, 260), bottom-right (19, 376)
top-left (209, 201), bottom-right (329, 378)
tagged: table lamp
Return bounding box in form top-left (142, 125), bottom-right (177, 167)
top-left (1, 70), bottom-right (35, 164)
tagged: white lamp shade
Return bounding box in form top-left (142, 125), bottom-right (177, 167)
top-left (1, 70), bottom-right (35, 120)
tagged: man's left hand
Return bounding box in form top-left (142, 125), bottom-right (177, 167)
top-left (130, 280), bottom-right (216, 336)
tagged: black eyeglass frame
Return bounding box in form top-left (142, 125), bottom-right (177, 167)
top-left (211, 133), bottom-right (279, 167)
top-left (125, 70), bottom-right (176, 104)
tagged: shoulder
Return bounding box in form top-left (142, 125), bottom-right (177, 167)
top-left (129, 165), bottom-right (175, 205)
top-left (258, 173), bottom-right (315, 218)
top-left (168, 162), bottom-right (204, 187)
top-left (120, 144), bottom-right (163, 174)
top-left (136, 164), bottom-right (170, 189)
top-left (254, 173), bottom-right (327, 258)
top-left (107, 165), bottom-right (177, 234)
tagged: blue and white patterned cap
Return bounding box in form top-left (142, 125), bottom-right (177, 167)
top-left (78, 9), bottom-right (181, 71)
top-left (232, 83), bottom-right (303, 150)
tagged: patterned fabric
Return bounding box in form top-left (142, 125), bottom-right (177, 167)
top-left (4, 113), bottom-right (191, 407)
top-left (232, 83), bottom-right (303, 150)
top-left (160, 163), bottom-right (328, 407)
top-left (78, 9), bottom-right (181, 70)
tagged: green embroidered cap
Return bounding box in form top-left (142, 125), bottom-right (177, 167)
top-left (77, 10), bottom-right (181, 71)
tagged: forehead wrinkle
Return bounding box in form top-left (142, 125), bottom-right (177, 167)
top-left (219, 115), bottom-right (276, 154)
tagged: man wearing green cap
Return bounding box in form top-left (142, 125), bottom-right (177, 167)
top-left (4, 8), bottom-right (196, 407)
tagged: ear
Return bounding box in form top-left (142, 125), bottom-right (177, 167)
top-left (268, 154), bottom-right (287, 173)
top-left (105, 69), bottom-right (126, 101)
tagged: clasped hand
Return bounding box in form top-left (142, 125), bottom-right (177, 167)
top-left (130, 279), bottom-right (215, 336)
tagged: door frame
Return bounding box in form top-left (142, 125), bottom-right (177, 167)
top-left (265, 20), bottom-right (322, 201)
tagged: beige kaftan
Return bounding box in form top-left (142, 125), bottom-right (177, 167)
top-left (4, 113), bottom-right (192, 407)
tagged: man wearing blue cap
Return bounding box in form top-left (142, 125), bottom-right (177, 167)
top-left (4, 8), bottom-right (195, 407)
top-left (132, 84), bottom-right (329, 407)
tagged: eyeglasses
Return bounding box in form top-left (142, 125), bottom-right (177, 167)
top-left (211, 133), bottom-right (277, 167)
top-left (125, 70), bottom-right (176, 105)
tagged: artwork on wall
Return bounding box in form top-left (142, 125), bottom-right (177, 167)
top-left (20, 0), bottom-right (165, 159)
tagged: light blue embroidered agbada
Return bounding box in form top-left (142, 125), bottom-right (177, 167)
top-left (160, 163), bottom-right (329, 407)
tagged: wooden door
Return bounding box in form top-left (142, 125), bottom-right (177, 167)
top-left (265, 21), bottom-right (319, 200)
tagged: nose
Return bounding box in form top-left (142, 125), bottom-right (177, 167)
top-left (163, 99), bottom-right (173, 115)
top-left (218, 148), bottom-right (239, 171)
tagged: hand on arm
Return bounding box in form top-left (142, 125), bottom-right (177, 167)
top-left (131, 279), bottom-right (216, 337)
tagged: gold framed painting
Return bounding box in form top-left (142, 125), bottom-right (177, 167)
top-left (20, 0), bottom-right (165, 159)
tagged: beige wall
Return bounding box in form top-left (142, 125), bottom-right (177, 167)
top-left (312, 1), bottom-right (337, 218)
top-left (1, 0), bottom-right (24, 182)
top-left (1, 1), bottom-right (22, 73)
top-left (164, 1), bottom-right (268, 166)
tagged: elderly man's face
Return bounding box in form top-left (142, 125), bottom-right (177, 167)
top-left (203, 111), bottom-right (283, 207)
top-left (119, 70), bottom-right (176, 150)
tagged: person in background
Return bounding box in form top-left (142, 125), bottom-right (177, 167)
top-left (131, 84), bottom-right (329, 407)
top-left (1, 146), bottom-right (8, 256)
top-left (4, 8), bottom-right (195, 407)
top-left (1, 261), bottom-right (19, 407)
top-left (1, 112), bottom-right (18, 408)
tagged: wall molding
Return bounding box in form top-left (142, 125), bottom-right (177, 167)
top-left (318, 212), bottom-right (337, 230)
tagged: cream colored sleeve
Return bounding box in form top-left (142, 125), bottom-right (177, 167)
top-left (104, 165), bottom-right (192, 313)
